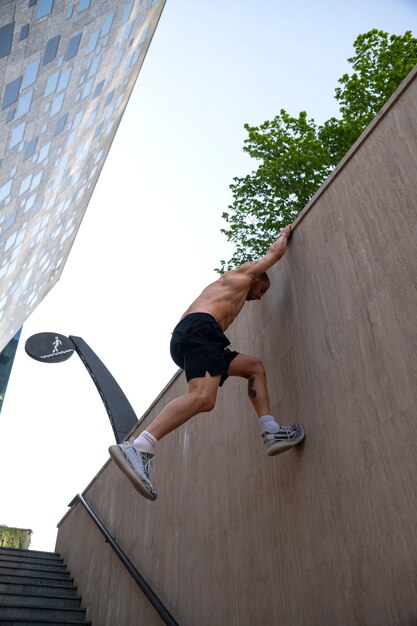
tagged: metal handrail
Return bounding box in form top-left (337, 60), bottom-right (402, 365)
top-left (73, 493), bottom-right (180, 626)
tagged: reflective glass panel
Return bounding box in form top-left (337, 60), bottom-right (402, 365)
top-left (50, 92), bottom-right (64, 116)
top-left (88, 55), bottom-right (101, 77)
top-left (119, 2), bottom-right (133, 24)
top-left (104, 89), bottom-right (115, 106)
top-left (23, 137), bottom-right (38, 161)
top-left (101, 13), bottom-right (115, 36)
top-left (20, 24), bottom-right (30, 40)
top-left (15, 91), bottom-right (33, 119)
top-left (113, 51), bottom-right (123, 69)
top-left (93, 80), bottom-right (104, 97)
top-left (77, 0), bottom-right (91, 11)
top-left (57, 67), bottom-right (72, 91)
top-left (9, 122), bottom-right (26, 148)
top-left (85, 30), bottom-right (100, 54)
top-left (37, 142), bottom-right (51, 162)
top-left (54, 113), bottom-right (68, 135)
top-left (43, 35), bottom-right (61, 65)
top-left (0, 23), bottom-right (14, 59)
top-left (65, 33), bottom-right (82, 61)
top-left (122, 22), bottom-right (134, 42)
top-left (22, 58), bottom-right (41, 89)
top-left (44, 70), bottom-right (60, 96)
top-left (0, 179), bottom-right (13, 202)
top-left (3, 77), bottom-right (22, 109)
top-left (80, 78), bottom-right (93, 99)
top-left (36, 0), bottom-right (54, 19)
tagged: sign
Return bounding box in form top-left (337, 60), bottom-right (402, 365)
top-left (25, 333), bottom-right (75, 363)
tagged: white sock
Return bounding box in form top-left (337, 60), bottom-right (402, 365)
top-left (258, 415), bottom-right (281, 434)
top-left (133, 431), bottom-right (157, 453)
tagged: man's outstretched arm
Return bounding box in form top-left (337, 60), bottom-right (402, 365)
top-left (238, 224), bottom-right (292, 278)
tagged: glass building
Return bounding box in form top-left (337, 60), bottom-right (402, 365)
top-left (0, 0), bottom-right (165, 351)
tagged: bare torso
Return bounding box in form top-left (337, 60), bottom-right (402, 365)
top-left (181, 270), bottom-right (253, 331)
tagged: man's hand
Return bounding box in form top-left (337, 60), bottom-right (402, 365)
top-left (278, 224), bottom-right (292, 241)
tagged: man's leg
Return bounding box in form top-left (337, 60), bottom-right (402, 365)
top-left (227, 353), bottom-right (271, 417)
top-left (146, 373), bottom-right (222, 440)
top-left (227, 353), bottom-right (304, 455)
top-left (109, 373), bottom-right (221, 499)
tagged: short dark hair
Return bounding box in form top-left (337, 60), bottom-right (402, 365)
top-left (259, 272), bottom-right (270, 284)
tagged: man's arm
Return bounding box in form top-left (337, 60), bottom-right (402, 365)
top-left (237, 224), bottom-right (292, 278)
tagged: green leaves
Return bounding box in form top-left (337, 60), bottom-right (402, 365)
top-left (217, 30), bottom-right (417, 272)
top-left (0, 524), bottom-right (32, 549)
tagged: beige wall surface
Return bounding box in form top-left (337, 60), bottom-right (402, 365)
top-left (56, 66), bottom-right (417, 626)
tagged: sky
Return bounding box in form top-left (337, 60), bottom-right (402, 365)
top-left (0, 0), bottom-right (416, 551)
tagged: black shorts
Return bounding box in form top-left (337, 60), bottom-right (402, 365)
top-left (170, 313), bottom-right (239, 386)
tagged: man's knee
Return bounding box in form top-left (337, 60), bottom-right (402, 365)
top-left (192, 389), bottom-right (217, 413)
top-left (250, 356), bottom-right (265, 377)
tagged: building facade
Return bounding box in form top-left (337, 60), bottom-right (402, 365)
top-left (0, 0), bottom-right (165, 351)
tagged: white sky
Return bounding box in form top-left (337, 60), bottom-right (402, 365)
top-left (1, 0), bottom-right (416, 551)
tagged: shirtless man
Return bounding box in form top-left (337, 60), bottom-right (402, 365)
top-left (109, 224), bottom-right (304, 500)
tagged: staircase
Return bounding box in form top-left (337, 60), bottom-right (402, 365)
top-left (0, 547), bottom-right (91, 625)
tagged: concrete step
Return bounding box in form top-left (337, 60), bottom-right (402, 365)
top-left (0, 605), bottom-right (88, 622)
top-left (0, 582), bottom-right (78, 598)
top-left (0, 621), bottom-right (91, 625)
top-left (0, 592), bottom-right (81, 609)
top-left (0, 548), bottom-right (62, 561)
top-left (0, 559), bottom-right (68, 574)
top-left (0, 549), bottom-right (89, 624)
top-left (0, 573), bottom-right (74, 587)
top-left (0, 554), bottom-right (65, 568)
top-left (0, 567), bottom-right (71, 581)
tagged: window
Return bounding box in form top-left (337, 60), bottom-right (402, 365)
top-left (23, 137), bottom-right (38, 160)
top-left (37, 142), bottom-right (51, 163)
top-left (36, 0), bottom-right (54, 19)
top-left (50, 92), bottom-right (64, 116)
top-left (122, 22), bottom-right (134, 42)
top-left (22, 58), bottom-right (41, 89)
top-left (113, 51), bottom-right (123, 69)
top-left (88, 55), bottom-right (101, 77)
top-left (0, 179), bottom-right (13, 203)
top-left (19, 175), bottom-right (33, 195)
top-left (3, 78), bottom-right (22, 109)
top-left (31, 171), bottom-right (43, 191)
top-left (119, 2), bottom-right (133, 24)
top-left (20, 24), bottom-right (30, 40)
top-left (64, 33), bottom-right (82, 61)
top-left (66, 6), bottom-right (74, 18)
top-left (57, 67), bottom-right (72, 91)
top-left (0, 23), bottom-right (14, 59)
top-left (44, 70), bottom-right (60, 96)
top-left (80, 78), bottom-right (93, 99)
top-left (4, 210), bottom-right (17, 232)
top-left (43, 35), bottom-right (60, 65)
top-left (54, 113), bottom-right (68, 135)
top-left (104, 89), bottom-right (115, 106)
top-left (71, 109), bottom-right (84, 128)
top-left (15, 91), bottom-right (33, 119)
top-left (93, 80), bottom-right (105, 98)
top-left (139, 25), bottom-right (149, 44)
top-left (101, 13), bottom-right (115, 37)
top-left (85, 30), bottom-right (100, 54)
top-left (9, 122), bottom-right (26, 148)
top-left (77, 0), bottom-right (91, 11)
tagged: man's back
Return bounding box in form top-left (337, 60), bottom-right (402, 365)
top-left (182, 269), bottom-right (256, 331)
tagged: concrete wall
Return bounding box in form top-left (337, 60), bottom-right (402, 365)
top-left (56, 65), bottom-right (417, 626)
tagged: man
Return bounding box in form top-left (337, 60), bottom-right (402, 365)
top-left (109, 224), bottom-right (304, 500)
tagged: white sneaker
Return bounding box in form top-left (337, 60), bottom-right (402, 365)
top-left (109, 439), bottom-right (157, 500)
top-left (262, 423), bottom-right (305, 456)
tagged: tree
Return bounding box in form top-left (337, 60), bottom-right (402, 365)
top-left (218, 30), bottom-right (417, 272)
